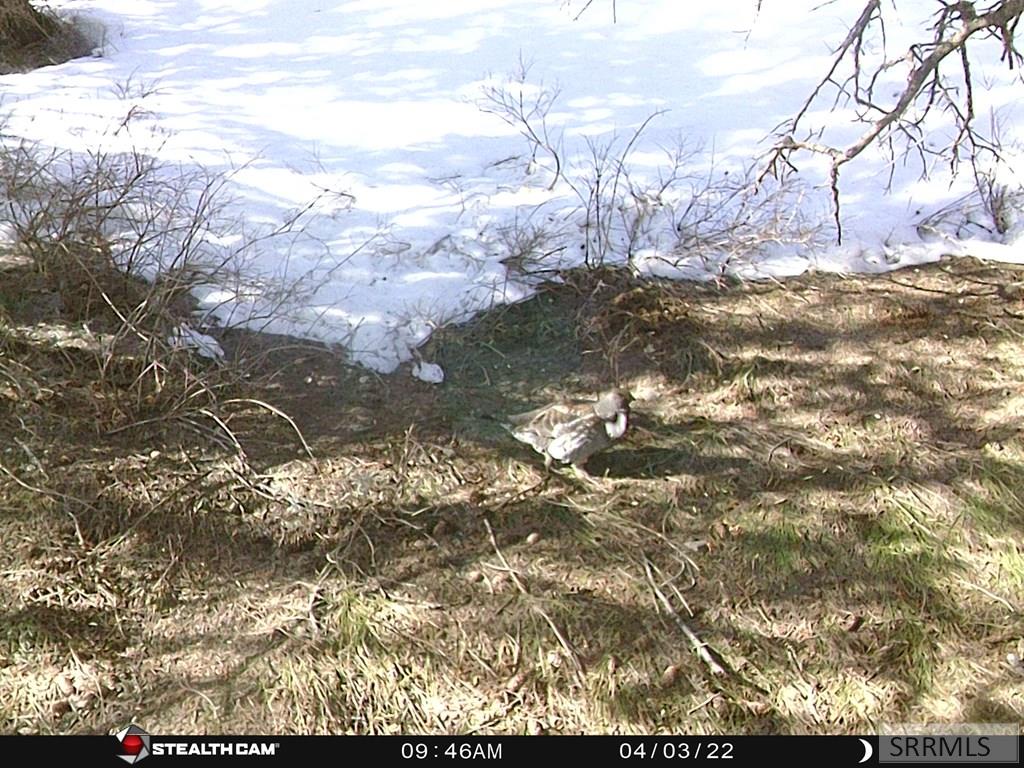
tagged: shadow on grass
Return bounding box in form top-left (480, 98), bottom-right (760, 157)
top-left (4, 257), bottom-right (1024, 733)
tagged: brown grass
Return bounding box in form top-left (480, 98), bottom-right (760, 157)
top-left (0, 0), bottom-right (93, 73)
top-left (1, 246), bottom-right (1022, 735)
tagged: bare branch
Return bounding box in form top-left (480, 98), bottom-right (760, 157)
top-left (844, 1), bottom-right (1022, 165)
top-left (761, 0), bottom-right (1024, 241)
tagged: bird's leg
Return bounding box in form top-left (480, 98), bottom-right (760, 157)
top-left (527, 455), bottom-right (555, 493)
top-left (570, 461), bottom-right (621, 491)
top-left (569, 462), bottom-right (602, 490)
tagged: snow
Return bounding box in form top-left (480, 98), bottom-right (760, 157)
top-left (169, 323), bottom-right (226, 361)
top-left (1, 0), bottom-right (1022, 372)
top-left (411, 360), bottom-right (445, 384)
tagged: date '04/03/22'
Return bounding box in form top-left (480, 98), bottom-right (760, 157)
top-left (618, 741), bottom-right (735, 760)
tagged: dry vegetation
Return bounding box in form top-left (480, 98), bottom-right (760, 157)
top-left (2, 245), bottom-right (1023, 735)
top-left (0, 0), bottom-right (92, 73)
top-left (1, 0), bottom-right (1021, 738)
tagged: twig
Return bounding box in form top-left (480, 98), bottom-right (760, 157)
top-left (482, 518), bottom-right (586, 681)
top-left (196, 407), bottom-right (246, 460)
top-left (223, 398), bottom-right (315, 459)
top-left (0, 463), bottom-right (92, 546)
top-left (687, 692), bottom-right (722, 715)
top-left (957, 577), bottom-right (1019, 612)
top-left (643, 559), bottom-right (728, 677)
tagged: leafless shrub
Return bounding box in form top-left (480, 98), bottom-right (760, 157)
top-left (667, 164), bottom-right (823, 277)
top-left (0, 123), bottom-right (321, 456)
top-left (977, 174), bottom-right (1022, 234)
top-left (912, 108), bottom-right (1024, 239)
top-left (480, 70), bottom-right (819, 275)
top-left (479, 67), bottom-right (675, 268)
top-left (760, 0), bottom-right (1024, 242)
top-left (916, 165), bottom-right (1023, 239)
top-left (478, 56), bottom-right (565, 191)
top-left (494, 213), bottom-right (570, 277)
top-left (972, 113), bottom-right (1024, 235)
top-left (561, 112), bottom-right (672, 268)
top-left (1, 142), bottom-right (220, 432)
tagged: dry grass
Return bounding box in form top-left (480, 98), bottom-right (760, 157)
top-left (0, 0), bottom-right (93, 73)
top-left (1, 247), bottom-right (1023, 735)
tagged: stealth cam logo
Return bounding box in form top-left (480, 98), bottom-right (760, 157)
top-left (115, 724), bottom-right (151, 764)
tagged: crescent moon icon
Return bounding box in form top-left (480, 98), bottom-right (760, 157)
top-left (858, 738), bottom-right (874, 764)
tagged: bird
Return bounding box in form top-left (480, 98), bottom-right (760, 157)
top-left (503, 388), bottom-right (633, 472)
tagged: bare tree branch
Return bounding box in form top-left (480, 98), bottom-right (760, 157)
top-left (761, 0), bottom-right (1024, 242)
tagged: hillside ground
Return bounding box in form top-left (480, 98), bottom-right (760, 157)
top-left (2, 249), bottom-right (1022, 734)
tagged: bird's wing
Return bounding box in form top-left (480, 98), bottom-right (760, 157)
top-left (507, 424), bottom-right (551, 454)
top-left (546, 414), bottom-right (608, 463)
top-left (505, 400), bottom-right (580, 427)
top-left (505, 404), bottom-right (570, 453)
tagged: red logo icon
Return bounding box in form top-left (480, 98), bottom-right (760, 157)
top-left (115, 725), bottom-right (151, 764)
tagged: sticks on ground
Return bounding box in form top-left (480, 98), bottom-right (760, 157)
top-left (643, 558), bottom-right (729, 677)
top-left (482, 517), bottom-right (586, 683)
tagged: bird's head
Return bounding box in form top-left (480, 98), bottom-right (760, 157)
top-left (594, 388), bottom-right (633, 420)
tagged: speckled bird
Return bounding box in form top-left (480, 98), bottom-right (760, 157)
top-left (503, 388), bottom-right (633, 471)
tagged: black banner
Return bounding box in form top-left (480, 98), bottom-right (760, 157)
top-left (0, 735), bottom-right (915, 764)
top-left (1, 734), bottom-right (1021, 764)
